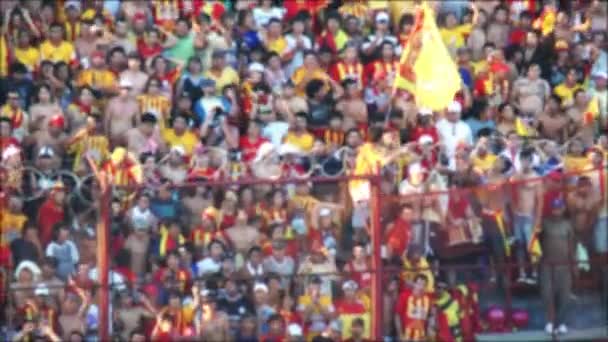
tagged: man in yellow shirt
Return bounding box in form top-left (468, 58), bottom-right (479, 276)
top-left (204, 50), bottom-right (239, 94)
top-left (162, 114), bottom-right (199, 157)
top-left (440, 3), bottom-right (478, 56)
top-left (554, 68), bottom-right (583, 107)
top-left (14, 31), bottom-right (40, 72)
top-left (263, 18), bottom-right (288, 56)
top-left (39, 23), bottom-right (76, 64)
top-left (283, 112), bottom-right (315, 152)
top-left (76, 50), bottom-right (117, 95)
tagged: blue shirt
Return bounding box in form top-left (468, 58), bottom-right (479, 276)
top-left (465, 118), bottom-right (496, 140)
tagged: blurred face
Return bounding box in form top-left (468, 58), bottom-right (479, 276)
top-left (346, 131), bottom-right (362, 147)
top-left (327, 18), bottom-right (339, 32)
top-left (303, 54), bottom-right (318, 69)
top-left (18, 31), bottom-right (30, 46)
top-left (381, 43), bottom-right (394, 59)
top-left (176, 20), bottom-right (189, 36)
top-left (37, 86), bottom-right (52, 103)
top-left (53, 189), bottom-right (66, 205)
top-left (445, 13), bottom-right (457, 28)
top-left (58, 228), bottom-right (69, 241)
top-left (507, 133), bottom-right (520, 149)
top-left (413, 278), bottom-right (426, 293)
top-left (495, 8), bottom-right (507, 23)
top-left (50, 26), bottom-right (63, 41)
top-left (268, 21), bottom-right (282, 36)
top-left (525, 32), bottom-right (538, 48)
top-left (80, 89), bottom-right (94, 104)
top-left (148, 80), bottom-right (161, 94)
top-left (128, 57), bottom-right (141, 70)
top-left (527, 65), bottom-right (540, 79)
top-left (212, 56), bottom-right (225, 69)
top-left (566, 70), bottom-right (577, 84)
top-left (345, 46), bottom-right (357, 61)
top-left (501, 104), bottom-right (514, 120)
top-left (0, 122), bottom-right (10, 137)
top-left (8, 93), bottom-right (20, 107)
top-left (250, 250), bottom-right (261, 264)
top-left (173, 117), bottom-right (187, 132)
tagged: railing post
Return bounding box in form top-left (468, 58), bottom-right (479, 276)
top-left (370, 173), bottom-right (383, 340)
top-left (97, 179), bottom-right (111, 342)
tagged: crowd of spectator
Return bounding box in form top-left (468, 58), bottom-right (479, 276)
top-left (0, 0), bottom-right (607, 341)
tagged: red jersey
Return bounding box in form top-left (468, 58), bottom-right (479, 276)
top-left (394, 290), bottom-right (431, 340)
top-left (37, 198), bottom-right (65, 246)
top-left (385, 218), bottom-right (411, 257)
top-left (410, 125), bottom-right (439, 144)
top-left (239, 136), bottom-right (268, 163)
top-left (344, 260), bottom-right (372, 289)
top-left (332, 61), bottom-right (365, 87)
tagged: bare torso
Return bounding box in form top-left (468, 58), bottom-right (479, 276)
top-left (106, 97), bottom-right (139, 143)
top-left (512, 171), bottom-right (541, 216)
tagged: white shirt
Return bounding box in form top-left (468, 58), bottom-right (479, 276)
top-left (263, 121), bottom-right (290, 147)
top-left (196, 257), bottom-right (222, 276)
top-left (436, 118), bottom-right (474, 158)
top-left (499, 148), bottom-right (540, 174)
top-left (252, 7), bottom-right (285, 27)
top-left (284, 34), bottom-right (312, 77)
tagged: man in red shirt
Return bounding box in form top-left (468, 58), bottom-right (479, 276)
top-left (37, 182), bottom-right (66, 246)
top-left (409, 108), bottom-right (439, 144)
top-left (394, 274), bottom-right (432, 341)
top-left (385, 205), bottom-right (413, 261)
top-left (239, 120), bottom-right (268, 163)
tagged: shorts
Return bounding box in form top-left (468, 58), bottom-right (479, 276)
top-left (594, 217), bottom-right (608, 253)
top-left (513, 214), bottom-right (534, 245)
top-left (352, 201), bottom-right (369, 230)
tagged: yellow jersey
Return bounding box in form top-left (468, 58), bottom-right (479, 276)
top-left (162, 128), bottom-right (199, 156)
top-left (553, 83), bottom-right (583, 104)
top-left (472, 153), bottom-right (498, 174)
top-left (0, 210), bottom-right (27, 247)
top-left (14, 47), bottom-right (40, 71)
top-left (440, 24), bottom-right (472, 50)
top-left (204, 67), bottom-right (240, 94)
top-left (39, 40), bottom-right (76, 64)
top-left (284, 131), bottom-right (315, 152)
top-left (77, 69), bottom-right (117, 90)
top-left (266, 36), bottom-right (288, 55)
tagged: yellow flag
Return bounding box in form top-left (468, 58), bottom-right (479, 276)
top-left (394, 2), bottom-right (461, 111)
top-left (528, 230), bottom-right (542, 264)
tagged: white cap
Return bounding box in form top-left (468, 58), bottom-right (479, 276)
top-left (342, 279), bottom-right (358, 291)
top-left (408, 162), bottom-right (426, 176)
top-left (376, 11), bottom-right (390, 23)
top-left (170, 145), bottom-right (185, 156)
top-left (14, 260), bottom-right (42, 280)
top-left (35, 284), bottom-right (50, 296)
top-left (64, 0), bottom-right (81, 10)
top-left (319, 208), bottom-right (331, 217)
top-left (119, 78), bottom-right (133, 88)
top-left (253, 282), bottom-right (269, 293)
top-left (593, 71), bottom-right (608, 79)
top-left (278, 143), bottom-right (303, 156)
top-left (418, 108), bottom-right (433, 116)
top-left (417, 134), bottom-right (433, 145)
top-left (248, 62), bottom-right (265, 73)
top-left (447, 101), bottom-right (462, 113)
top-left (287, 323), bottom-right (303, 337)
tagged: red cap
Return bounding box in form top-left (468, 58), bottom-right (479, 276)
top-left (49, 114), bottom-right (65, 128)
top-left (91, 50), bottom-right (105, 60)
top-left (133, 13), bottom-right (146, 21)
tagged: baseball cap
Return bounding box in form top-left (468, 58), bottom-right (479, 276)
top-left (376, 11), bottom-right (390, 23)
top-left (447, 101), bottom-right (462, 113)
top-left (319, 208), bottom-right (331, 217)
top-left (342, 279), bottom-right (358, 291)
top-left (253, 282), bottom-right (269, 293)
top-left (418, 108), bottom-right (433, 116)
top-left (418, 134), bottom-right (434, 145)
top-left (248, 62), bottom-right (265, 73)
top-left (593, 71), bottom-right (608, 80)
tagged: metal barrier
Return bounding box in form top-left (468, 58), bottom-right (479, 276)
top-left (2, 165), bottom-right (608, 341)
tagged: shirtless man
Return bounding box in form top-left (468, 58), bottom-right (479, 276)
top-left (74, 21), bottom-right (99, 60)
top-left (24, 115), bottom-right (68, 167)
top-left (193, 290), bottom-right (231, 342)
top-left (125, 113), bottom-right (165, 156)
top-left (478, 156), bottom-right (511, 284)
top-left (336, 78), bottom-right (368, 132)
top-left (225, 210), bottom-right (260, 257)
top-left (566, 89), bottom-right (595, 146)
top-left (274, 81), bottom-right (308, 122)
top-left (29, 86), bottom-right (63, 133)
top-left (511, 149), bottom-right (544, 283)
top-left (104, 79), bottom-right (140, 146)
top-left (486, 5), bottom-right (510, 49)
top-left (537, 95), bottom-right (569, 143)
top-left (511, 64), bottom-right (550, 116)
top-left (181, 186), bottom-right (213, 228)
top-left (567, 176), bottom-right (602, 253)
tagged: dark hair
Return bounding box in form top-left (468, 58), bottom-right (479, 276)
top-left (10, 62), bottom-right (27, 75)
top-left (368, 125), bottom-right (384, 143)
top-left (414, 273), bottom-right (429, 283)
top-left (267, 17), bottom-right (281, 26)
top-left (305, 79), bottom-right (325, 99)
top-left (399, 13), bottom-right (414, 27)
top-left (352, 317), bottom-right (365, 328)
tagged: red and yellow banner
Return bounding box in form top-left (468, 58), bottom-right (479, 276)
top-left (394, 2), bottom-right (461, 111)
